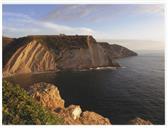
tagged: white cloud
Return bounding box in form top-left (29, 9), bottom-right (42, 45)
top-left (42, 4), bottom-right (164, 23)
top-left (136, 4), bottom-right (164, 16)
top-left (3, 12), bottom-right (108, 38)
top-left (42, 5), bottom-right (97, 21)
top-left (3, 12), bottom-right (32, 20)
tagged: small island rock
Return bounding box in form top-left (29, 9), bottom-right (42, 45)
top-left (128, 117), bottom-right (152, 125)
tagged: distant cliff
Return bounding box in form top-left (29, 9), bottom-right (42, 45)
top-left (99, 42), bottom-right (137, 58)
top-left (3, 35), bottom-right (137, 76)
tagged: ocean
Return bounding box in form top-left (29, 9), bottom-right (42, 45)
top-left (4, 51), bottom-right (165, 124)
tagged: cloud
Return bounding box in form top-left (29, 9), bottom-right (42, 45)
top-left (3, 12), bottom-right (32, 20)
top-left (42, 5), bottom-right (97, 21)
top-left (42, 4), bottom-right (164, 23)
top-left (42, 5), bottom-right (127, 23)
top-left (136, 4), bottom-right (164, 16)
top-left (3, 11), bottom-right (108, 39)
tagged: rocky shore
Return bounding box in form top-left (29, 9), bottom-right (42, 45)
top-left (27, 82), bottom-right (111, 125)
top-left (26, 82), bottom-right (152, 125)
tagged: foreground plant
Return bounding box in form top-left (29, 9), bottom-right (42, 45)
top-left (2, 80), bottom-right (63, 125)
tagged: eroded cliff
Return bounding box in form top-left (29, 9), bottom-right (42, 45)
top-left (3, 35), bottom-right (137, 76)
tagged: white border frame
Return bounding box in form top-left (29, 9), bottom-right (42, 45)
top-left (0, 1), bottom-right (167, 128)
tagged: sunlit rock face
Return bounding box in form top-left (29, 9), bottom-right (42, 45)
top-left (55, 105), bottom-right (83, 124)
top-left (28, 82), bottom-right (65, 110)
top-left (3, 35), bottom-right (137, 76)
top-left (55, 105), bottom-right (111, 125)
top-left (3, 41), bottom-right (58, 75)
top-left (79, 111), bottom-right (111, 125)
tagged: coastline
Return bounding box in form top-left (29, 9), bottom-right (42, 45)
top-left (3, 66), bottom-right (120, 78)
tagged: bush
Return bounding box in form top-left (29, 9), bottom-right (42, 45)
top-left (2, 80), bottom-right (64, 125)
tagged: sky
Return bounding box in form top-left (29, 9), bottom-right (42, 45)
top-left (3, 4), bottom-right (165, 50)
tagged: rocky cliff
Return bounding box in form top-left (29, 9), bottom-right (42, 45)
top-left (3, 35), bottom-right (137, 76)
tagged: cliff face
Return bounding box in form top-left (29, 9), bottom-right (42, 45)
top-left (4, 41), bottom-right (58, 75)
top-left (3, 35), bottom-right (137, 76)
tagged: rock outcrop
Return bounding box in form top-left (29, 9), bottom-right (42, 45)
top-left (128, 117), bottom-right (152, 125)
top-left (55, 105), bottom-right (83, 124)
top-left (28, 82), bottom-right (111, 125)
top-left (55, 105), bottom-right (111, 125)
top-left (80, 111), bottom-right (111, 125)
top-left (28, 82), bottom-right (64, 110)
top-left (3, 35), bottom-right (137, 76)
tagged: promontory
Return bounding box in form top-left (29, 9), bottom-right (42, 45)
top-left (3, 35), bottom-right (137, 76)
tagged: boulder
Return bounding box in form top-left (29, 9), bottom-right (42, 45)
top-left (55, 105), bottom-right (82, 124)
top-left (55, 105), bottom-right (111, 125)
top-left (79, 111), bottom-right (111, 125)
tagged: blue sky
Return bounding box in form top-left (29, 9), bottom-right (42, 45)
top-left (3, 4), bottom-right (165, 50)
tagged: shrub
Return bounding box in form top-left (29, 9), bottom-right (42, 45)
top-left (2, 80), bottom-right (64, 125)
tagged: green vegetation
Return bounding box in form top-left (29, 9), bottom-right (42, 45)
top-left (3, 80), bottom-right (64, 125)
